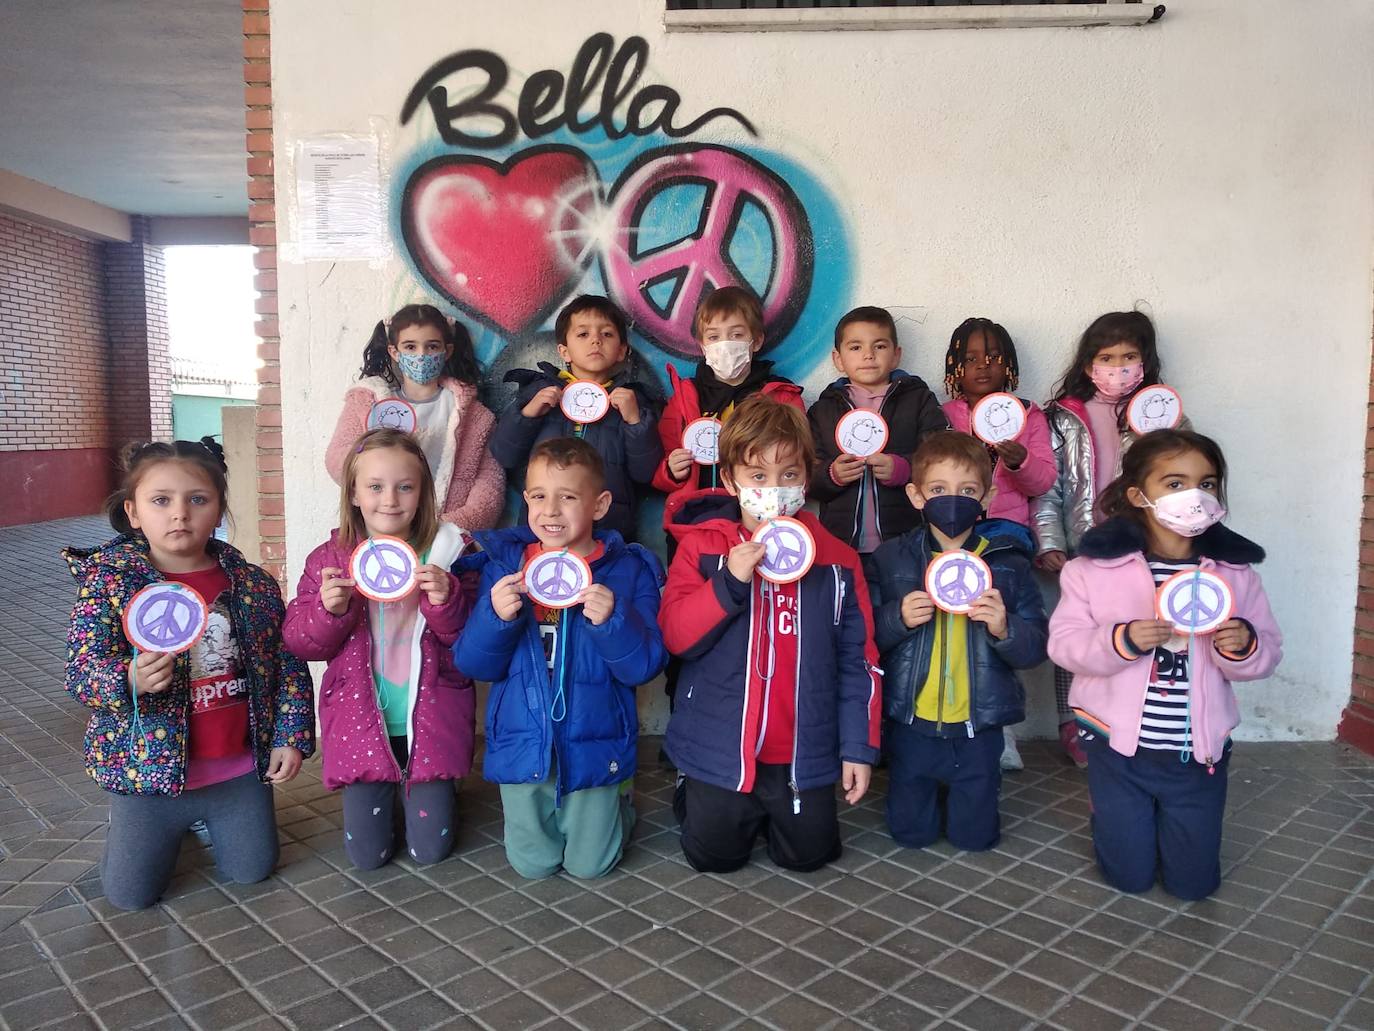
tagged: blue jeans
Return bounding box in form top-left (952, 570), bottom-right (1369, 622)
top-left (884, 720), bottom-right (1004, 851)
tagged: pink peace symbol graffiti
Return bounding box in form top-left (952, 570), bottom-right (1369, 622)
top-left (604, 145), bottom-right (814, 358)
top-left (525, 550), bottom-right (592, 609)
top-left (925, 551), bottom-right (992, 614)
top-left (752, 517), bottom-right (816, 584)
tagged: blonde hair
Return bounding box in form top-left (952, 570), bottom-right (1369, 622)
top-left (692, 285), bottom-right (764, 343)
top-left (337, 428), bottom-right (439, 553)
top-left (718, 394), bottom-right (816, 477)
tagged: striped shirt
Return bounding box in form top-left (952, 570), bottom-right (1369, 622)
top-left (1138, 558), bottom-right (1197, 753)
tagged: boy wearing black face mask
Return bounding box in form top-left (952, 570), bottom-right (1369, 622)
top-left (870, 431), bottom-right (1048, 851)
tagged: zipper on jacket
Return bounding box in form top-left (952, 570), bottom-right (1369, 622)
top-left (935, 613), bottom-right (948, 734)
top-left (789, 587), bottom-right (804, 815)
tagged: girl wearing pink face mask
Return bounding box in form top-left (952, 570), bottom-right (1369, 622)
top-left (1033, 311), bottom-right (1185, 765)
top-left (1047, 430), bottom-right (1281, 900)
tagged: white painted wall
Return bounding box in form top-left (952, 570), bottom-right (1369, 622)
top-left (272, 0), bottom-right (1374, 740)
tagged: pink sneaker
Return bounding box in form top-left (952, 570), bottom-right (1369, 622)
top-left (1059, 721), bottom-right (1088, 769)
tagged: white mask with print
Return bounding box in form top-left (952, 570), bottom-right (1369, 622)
top-left (737, 486), bottom-right (805, 522)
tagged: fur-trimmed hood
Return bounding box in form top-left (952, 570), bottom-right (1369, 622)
top-left (1077, 515), bottom-right (1265, 566)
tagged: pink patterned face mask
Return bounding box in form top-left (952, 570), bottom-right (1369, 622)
top-left (1142, 488), bottom-right (1226, 537)
top-left (1089, 362), bottom-right (1144, 399)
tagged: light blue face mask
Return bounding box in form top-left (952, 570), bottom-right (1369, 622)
top-left (396, 351), bottom-right (444, 385)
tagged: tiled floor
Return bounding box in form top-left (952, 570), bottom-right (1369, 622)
top-left (1, 517), bottom-right (1372, 1031)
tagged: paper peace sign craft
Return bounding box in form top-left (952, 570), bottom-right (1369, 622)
top-left (1127, 385), bottom-right (1184, 435)
top-left (524, 549), bottom-right (593, 609)
top-left (350, 536), bottom-right (420, 603)
top-left (836, 410), bottom-right (890, 458)
top-left (970, 393), bottom-right (1026, 444)
top-left (683, 418), bottom-right (722, 465)
top-left (1155, 570), bottom-right (1234, 635)
top-left (750, 517), bottom-right (817, 585)
top-left (560, 380), bottom-right (611, 424)
top-left (367, 398), bottom-right (418, 434)
top-left (925, 551), bottom-right (993, 615)
top-left (123, 583), bottom-right (210, 655)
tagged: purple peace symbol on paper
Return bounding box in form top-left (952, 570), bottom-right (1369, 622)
top-left (357, 540), bottom-right (416, 595)
top-left (758, 522), bottom-right (810, 577)
top-left (133, 588), bottom-right (203, 651)
top-left (1165, 574), bottom-right (1226, 628)
top-left (931, 554), bottom-right (989, 608)
top-left (527, 551), bottom-right (589, 605)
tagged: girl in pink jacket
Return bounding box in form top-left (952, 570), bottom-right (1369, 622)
top-left (325, 305), bottom-right (505, 531)
top-left (1048, 430), bottom-right (1281, 900)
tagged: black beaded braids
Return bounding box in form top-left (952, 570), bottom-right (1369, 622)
top-left (944, 318), bottom-right (1019, 400)
top-left (359, 304), bottom-right (481, 388)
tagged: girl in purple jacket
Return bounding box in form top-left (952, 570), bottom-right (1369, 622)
top-left (1048, 430), bottom-right (1281, 900)
top-left (285, 429), bottom-right (475, 870)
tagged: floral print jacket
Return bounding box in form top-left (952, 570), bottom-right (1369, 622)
top-left (64, 534), bottom-right (315, 796)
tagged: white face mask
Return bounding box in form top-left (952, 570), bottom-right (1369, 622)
top-left (737, 485), bottom-right (805, 522)
top-left (702, 339), bottom-right (753, 382)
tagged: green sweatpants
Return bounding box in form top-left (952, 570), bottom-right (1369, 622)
top-left (499, 772), bottom-right (634, 880)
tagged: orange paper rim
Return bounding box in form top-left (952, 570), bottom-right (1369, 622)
top-left (350, 535), bottom-right (420, 602)
top-left (523, 549), bottom-right (594, 609)
top-left (1154, 569), bottom-right (1234, 635)
top-left (122, 582), bottom-right (209, 655)
top-left (924, 550), bottom-right (993, 614)
top-left (970, 392), bottom-right (1026, 444)
top-left (559, 380), bottom-right (611, 425)
top-left (1127, 385), bottom-right (1184, 435)
top-left (835, 409), bottom-right (890, 457)
top-left (367, 397), bottom-right (418, 433)
top-left (750, 516), bottom-right (817, 584)
top-left (683, 417), bottom-right (723, 464)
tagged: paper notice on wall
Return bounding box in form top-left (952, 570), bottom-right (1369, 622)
top-left (294, 137), bottom-right (387, 260)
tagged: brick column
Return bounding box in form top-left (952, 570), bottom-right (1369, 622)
top-left (105, 215), bottom-right (173, 447)
top-left (244, 0), bottom-right (285, 584)
top-left (1340, 309), bottom-right (1374, 756)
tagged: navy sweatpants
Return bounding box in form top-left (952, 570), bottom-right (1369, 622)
top-left (1081, 732), bottom-right (1229, 900)
top-left (884, 720), bottom-right (1004, 851)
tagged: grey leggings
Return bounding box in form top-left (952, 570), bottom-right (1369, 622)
top-left (102, 772), bottom-right (279, 911)
top-left (340, 736), bottom-right (456, 871)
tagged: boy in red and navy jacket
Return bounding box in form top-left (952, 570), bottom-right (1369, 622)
top-left (660, 395), bottom-right (881, 873)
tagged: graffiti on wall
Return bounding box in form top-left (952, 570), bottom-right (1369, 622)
top-left (393, 32), bottom-right (849, 393)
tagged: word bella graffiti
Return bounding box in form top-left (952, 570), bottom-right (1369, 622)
top-left (401, 33), bottom-right (757, 148)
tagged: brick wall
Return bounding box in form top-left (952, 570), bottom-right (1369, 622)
top-left (105, 215), bottom-right (173, 446)
top-left (244, 0), bottom-right (284, 583)
top-left (1339, 314), bottom-right (1374, 756)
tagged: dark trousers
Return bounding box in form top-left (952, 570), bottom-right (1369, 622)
top-left (341, 737), bottom-right (456, 871)
top-left (676, 763), bottom-right (841, 873)
top-left (884, 719), bottom-right (1004, 851)
top-left (1082, 734), bottom-right (1229, 900)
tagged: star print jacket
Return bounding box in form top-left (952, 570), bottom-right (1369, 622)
top-left (282, 523), bottom-right (473, 791)
top-left (455, 527), bottom-right (666, 799)
top-left (1049, 517), bottom-right (1282, 767)
top-left (63, 535), bottom-right (315, 797)
top-left (870, 523), bottom-right (1047, 735)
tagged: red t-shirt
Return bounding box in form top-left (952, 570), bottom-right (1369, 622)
top-left (163, 566), bottom-right (254, 789)
top-left (752, 578), bottom-right (799, 764)
top-left (521, 542), bottom-right (604, 674)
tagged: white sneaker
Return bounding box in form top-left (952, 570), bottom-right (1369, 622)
top-left (1000, 727), bottom-right (1024, 771)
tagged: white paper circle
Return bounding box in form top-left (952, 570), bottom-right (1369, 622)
top-left (683, 418), bottom-right (722, 465)
top-left (970, 393), bottom-right (1026, 444)
top-left (123, 582), bottom-right (210, 655)
top-left (1127, 385), bottom-right (1184, 434)
top-left (524, 550), bottom-right (592, 609)
top-left (750, 517), bottom-right (817, 585)
top-left (367, 399), bottom-right (418, 433)
top-left (350, 536), bottom-right (419, 603)
top-left (925, 550), bottom-right (993, 615)
top-left (559, 381), bottom-right (611, 424)
top-left (836, 409), bottom-right (889, 458)
top-left (1155, 570), bottom-right (1234, 635)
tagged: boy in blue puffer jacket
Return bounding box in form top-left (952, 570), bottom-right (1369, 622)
top-left (456, 437), bottom-right (667, 879)
top-left (871, 431), bottom-right (1048, 853)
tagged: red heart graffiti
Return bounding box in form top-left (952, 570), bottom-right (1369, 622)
top-left (401, 147), bottom-right (602, 335)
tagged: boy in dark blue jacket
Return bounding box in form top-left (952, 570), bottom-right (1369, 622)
top-left (490, 295), bottom-right (661, 540)
top-left (661, 396), bottom-right (882, 874)
top-left (871, 431), bottom-right (1048, 852)
top-left (456, 437), bottom-right (666, 879)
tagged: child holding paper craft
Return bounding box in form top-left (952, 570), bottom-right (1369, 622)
top-left (64, 440), bottom-right (314, 910)
top-left (1036, 309), bottom-right (1187, 766)
top-left (456, 437), bottom-right (667, 879)
top-left (661, 396), bottom-right (881, 873)
top-left (490, 294), bottom-right (661, 540)
top-left (326, 303), bottom-right (505, 529)
top-left (869, 431), bottom-right (1047, 852)
top-left (808, 306), bottom-right (948, 576)
top-left (1048, 430), bottom-right (1280, 900)
top-left (285, 428), bottom-right (472, 871)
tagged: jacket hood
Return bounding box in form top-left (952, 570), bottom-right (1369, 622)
top-left (1078, 515), bottom-right (1266, 566)
top-left (63, 534), bottom-right (254, 582)
top-left (503, 360), bottom-right (651, 397)
top-left (821, 368), bottom-right (915, 398)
